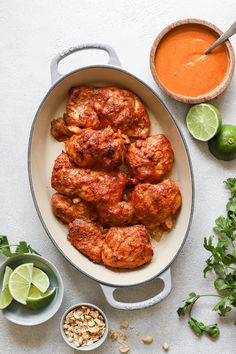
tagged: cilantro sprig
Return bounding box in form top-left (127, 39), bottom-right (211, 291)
top-left (177, 178), bottom-right (236, 339)
top-left (0, 235), bottom-right (40, 257)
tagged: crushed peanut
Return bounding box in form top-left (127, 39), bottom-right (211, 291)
top-left (63, 305), bottom-right (106, 347)
top-left (120, 320), bottom-right (129, 329)
top-left (142, 335), bottom-right (153, 344)
top-left (119, 343), bottom-right (130, 353)
top-left (109, 330), bottom-right (118, 341)
top-left (119, 332), bottom-right (128, 341)
top-left (162, 342), bottom-right (169, 351)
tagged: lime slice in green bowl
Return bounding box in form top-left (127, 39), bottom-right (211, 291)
top-left (0, 266), bottom-right (13, 309)
top-left (32, 267), bottom-right (50, 293)
top-left (8, 263), bottom-right (33, 305)
top-left (186, 103), bottom-right (222, 142)
top-left (0, 288), bottom-right (13, 309)
top-left (26, 285), bottom-right (56, 310)
top-left (2, 266), bottom-right (13, 288)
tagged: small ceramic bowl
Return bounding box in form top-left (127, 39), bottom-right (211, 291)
top-left (60, 303), bottom-right (109, 351)
top-left (150, 18), bottom-right (235, 104)
top-left (0, 254), bottom-right (63, 326)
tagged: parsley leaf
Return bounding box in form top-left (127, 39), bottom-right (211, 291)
top-left (178, 178), bottom-right (236, 339)
top-left (224, 178), bottom-right (236, 196)
top-left (188, 318), bottom-right (220, 338)
top-left (0, 235), bottom-right (40, 257)
top-left (213, 297), bottom-right (232, 316)
top-left (177, 292), bottom-right (199, 317)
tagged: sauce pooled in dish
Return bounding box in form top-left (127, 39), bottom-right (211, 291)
top-left (155, 24), bottom-right (229, 97)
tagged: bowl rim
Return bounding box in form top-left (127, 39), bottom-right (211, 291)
top-left (150, 18), bottom-right (235, 104)
top-left (0, 253), bottom-right (64, 326)
top-left (60, 302), bottom-right (109, 351)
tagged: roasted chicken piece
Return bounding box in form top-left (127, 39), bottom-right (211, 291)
top-left (65, 126), bottom-right (128, 170)
top-left (131, 179), bottom-right (182, 230)
top-left (126, 134), bottom-right (174, 182)
top-left (51, 152), bottom-right (128, 205)
top-left (50, 115), bottom-right (81, 142)
top-left (51, 193), bottom-right (96, 224)
top-left (102, 225), bottom-right (153, 269)
top-left (96, 201), bottom-right (134, 227)
top-left (68, 218), bottom-right (106, 263)
top-left (66, 86), bottom-right (101, 130)
top-left (66, 86), bottom-right (150, 139)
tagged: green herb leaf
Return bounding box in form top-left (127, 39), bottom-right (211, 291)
top-left (177, 292), bottom-right (199, 317)
top-left (214, 216), bottom-right (233, 238)
top-left (204, 324), bottom-right (220, 338)
top-left (213, 297), bottom-right (232, 316)
top-left (0, 235), bottom-right (11, 256)
top-left (188, 318), bottom-right (220, 338)
top-left (177, 178), bottom-right (236, 339)
top-left (214, 279), bottom-right (231, 291)
top-left (227, 197), bottom-right (236, 217)
top-left (188, 317), bottom-right (205, 336)
top-left (224, 178), bottom-right (236, 196)
top-left (15, 241), bottom-right (30, 255)
top-left (0, 235), bottom-right (40, 257)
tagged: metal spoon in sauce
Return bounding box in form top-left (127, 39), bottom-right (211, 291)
top-left (205, 21), bottom-right (236, 54)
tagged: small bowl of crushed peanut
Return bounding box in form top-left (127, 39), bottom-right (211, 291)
top-left (60, 303), bottom-right (109, 351)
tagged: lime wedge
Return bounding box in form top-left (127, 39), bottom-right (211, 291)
top-left (0, 266), bottom-right (13, 309)
top-left (0, 288), bottom-right (13, 309)
top-left (32, 267), bottom-right (49, 293)
top-left (26, 285), bottom-right (56, 310)
top-left (2, 266), bottom-right (13, 288)
top-left (8, 263), bottom-right (33, 305)
top-left (186, 103), bottom-right (222, 142)
top-left (12, 263), bottom-right (33, 282)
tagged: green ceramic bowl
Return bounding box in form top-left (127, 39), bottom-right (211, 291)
top-left (0, 254), bottom-right (64, 326)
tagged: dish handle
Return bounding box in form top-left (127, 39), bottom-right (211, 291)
top-left (50, 43), bottom-right (121, 83)
top-left (100, 268), bottom-right (172, 310)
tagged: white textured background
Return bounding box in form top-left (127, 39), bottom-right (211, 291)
top-left (0, 1), bottom-right (236, 353)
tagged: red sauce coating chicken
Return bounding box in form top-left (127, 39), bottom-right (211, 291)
top-left (65, 86), bottom-right (150, 139)
top-left (131, 179), bottom-right (182, 230)
top-left (126, 134), bottom-right (174, 182)
top-left (50, 86), bottom-right (182, 270)
top-left (102, 225), bottom-right (153, 269)
top-left (51, 152), bottom-right (128, 205)
top-left (65, 126), bottom-right (128, 170)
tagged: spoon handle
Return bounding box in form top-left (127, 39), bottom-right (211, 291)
top-left (205, 21), bottom-right (236, 54)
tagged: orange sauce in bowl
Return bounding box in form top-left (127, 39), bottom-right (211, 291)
top-left (155, 25), bottom-right (229, 97)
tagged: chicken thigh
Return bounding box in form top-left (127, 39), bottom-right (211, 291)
top-left (51, 152), bottom-right (128, 205)
top-left (132, 179), bottom-right (182, 230)
top-left (126, 134), bottom-right (174, 182)
top-left (102, 225), bottom-right (153, 269)
top-left (96, 201), bottom-right (134, 227)
top-left (51, 193), bottom-right (96, 224)
top-left (66, 86), bottom-right (150, 139)
top-left (65, 126), bottom-right (128, 170)
top-left (50, 113), bottom-right (80, 142)
top-left (68, 218), bottom-right (106, 263)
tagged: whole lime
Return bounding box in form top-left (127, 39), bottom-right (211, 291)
top-left (208, 124), bottom-right (236, 161)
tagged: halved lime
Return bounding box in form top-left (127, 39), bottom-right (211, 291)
top-left (26, 285), bottom-right (56, 310)
top-left (208, 124), bottom-right (236, 161)
top-left (186, 103), bottom-right (222, 141)
top-left (32, 267), bottom-right (49, 293)
top-left (0, 266), bottom-right (13, 309)
top-left (8, 263), bottom-right (33, 304)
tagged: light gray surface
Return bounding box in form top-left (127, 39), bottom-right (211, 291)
top-left (0, 0), bottom-right (236, 353)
